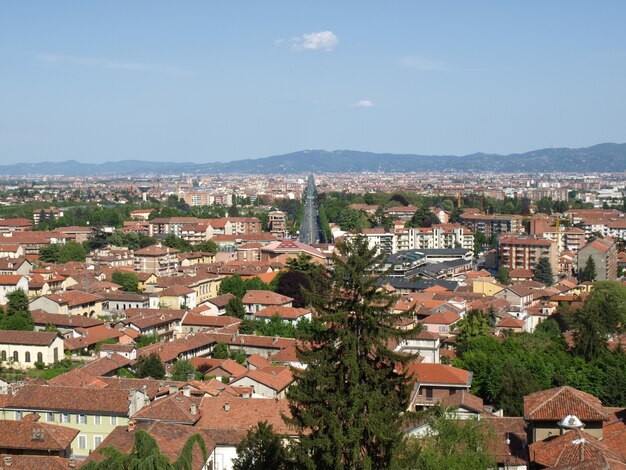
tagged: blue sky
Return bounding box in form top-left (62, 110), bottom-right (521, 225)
top-left (1, 2), bottom-right (626, 164)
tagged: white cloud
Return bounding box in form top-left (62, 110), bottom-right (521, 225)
top-left (400, 55), bottom-right (450, 71)
top-left (351, 99), bottom-right (375, 108)
top-left (38, 53), bottom-right (190, 76)
top-left (290, 31), bottom-right (338, 51)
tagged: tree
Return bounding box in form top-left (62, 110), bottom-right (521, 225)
top-left (212, 342), bottom-right (229, 359)
top-left (82, 429), bottom-right (207, 470)
top-left (135, 333), bottom-right (160, 348)
top-left (228, 204), bottom-right (240, 217)
top-left (170, 359), bottom-right (196, 381)
top-left (233, 422), bottom-right (291, 470)
top-left (533, 256), bottom-right (554, 286)
top-left (287, 235), bottom-right (415, 469)
top-left (3, 289), bottom-right (34, 331)
top-left (244, 277), bottom-right (270, 292)
top-left (39, 243), bottom-right (60, 263)
top-left (582, 256), bottom-right (597, 282)
top-left (406, 206), bottom-right (440, 228)
top-left (58, 241), bottom-right (86, 263)
top-left (455, 309), bottom-right (490, 354)
top-left (111, 271), bottom-right (140, 293)
top-left (275, 270), bottom-right (311, 308)
top-left (225, 297), bottom-right (246, 319)
top-left (192, 240), bottom-right (217, 253)
top-left (498, 360), bottom-right (541, 416)
top-left (393, 407), bottom-right (496, 470)
top-left (573, 281), bottom-right (626, 361)
top-left (135, 353), bottom-right (165, 379)
top-left (218, 275), bottom-right (246, 298)
top-left (495, 266), bottom-right (510, 285)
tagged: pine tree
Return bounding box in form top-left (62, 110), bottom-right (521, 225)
top-left (533, 256), bottom-right (554, 286)
top-left (286, 235), bottom-right (416, 469)
top-left (583, 256), bottom-right (597, 282)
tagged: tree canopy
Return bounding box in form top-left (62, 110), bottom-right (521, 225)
top-left (2, 289), bottom-right (34, 331)
top-left (287, 235), bottom-right (415, 469)
top-left (532, 256), bottom-right (554, 286)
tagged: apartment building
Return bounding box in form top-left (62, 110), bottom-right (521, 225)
top-left (459, 212), bottom-right (525, 237)
top-left (576, 238), bottom-right (618, 281)
top-left (133, 244), bottom-right (179, 276)
top-left (498, 235), bottom-right (558, 275)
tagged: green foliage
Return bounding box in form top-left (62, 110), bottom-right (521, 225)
top-left (135, 353), bottom-right (165, 379)
top-left (82, 429), bottom-right (207, 470)
top-left (162, 235), bottom-right (192, 253)
top-left (233, 422), bottom-right (291, 470)
top-left (225, 297), bottom-right (246, 319)
top-left (2, 289), bottom-right (33, 331)
top-left (58, 241), bottom-right (87, 263)
top-left (455, 309), bottom-right (490, 354)
top-left (244, 277), bottom-right (271, 292)
top-left (573, 281), bottom-right (626, 360)
top-left (238, 319), bottom-right (256, 335)
top-left (533, 256), bottom-right (554, 286)
top-left (219, 274), bottom-right (246, 298)
top-left (582, 256), bottom-right (597, 282)
top-left (108, 231), bottom-right (156, 250)
top-left (170, 359), bottom-right (196, 381)
top-left (495, 266), bottom-right (510, 285)
top-left (111, 271), bottom-right (140, 293)
top-left (275, 270), bottom-right (311, 308)
top-left (287, 235), bottom-right (416, 469)
top-left (39, 243), bottom-right (61, 263)
top-left (228, 204), bottom-right (240, 217)
top-left (135, 333), bottom-right (160, 348)
top-left (192, 240), bottom-right (217, 253)
top-left (406, 206), bottom-right (440, 228)
top-left (393, 407), bottom-right (496, 470)
top-left (212, 342), bottom-right (229, 359)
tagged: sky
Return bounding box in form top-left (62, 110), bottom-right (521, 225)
top-left (1, 1), bottom-right (626, 164)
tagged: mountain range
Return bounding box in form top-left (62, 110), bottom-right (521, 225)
top-left (1, 143), bottom-right (625, 176)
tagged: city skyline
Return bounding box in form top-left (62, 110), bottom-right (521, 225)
top-left (2, 1), bottom-right (626, 164)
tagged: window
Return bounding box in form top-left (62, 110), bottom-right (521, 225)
top-left (1, 351), bottom-right (5, 361)
top-left (61, 413), bottom-right (70, 424)
top-left (439, 326), bottom-right (447, 333)
top-left (47, 412), bottom-right (55, 423)
top-left (25, 352), bottom-right (31, 363)
top-left (37, 352), bottom-right (43, 362)
top-left (94, 415), bottom-right (101, 425)
top-left (94, 436), bottom-right (102, 448)
top-left (15, 411), bottom-right (22, 420)
top-left (110, 416), bottom-right (117, 426)
top-left (53, 348), bottom-right (58, 363)
top-left (13, 351), bottom-right (18, 362)
top-left (77, 414), bottom-right (87, 424)
top-left (78, 435), bottom-right (87, 450)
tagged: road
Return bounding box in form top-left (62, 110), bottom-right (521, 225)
top-left (298, 175), bottom-right (321, 245)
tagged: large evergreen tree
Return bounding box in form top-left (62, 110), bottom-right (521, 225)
top-left (218, 274), bottom-right (246, 298)
top-left (533, 256), bottom-right (554, 286)
top-left (286, 235), bottom-right (415, 469)
top-left (225, 296), bottom-right (246, 319)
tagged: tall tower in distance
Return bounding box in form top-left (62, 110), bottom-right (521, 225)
top-left (138, 185), bottom-right (151, 202)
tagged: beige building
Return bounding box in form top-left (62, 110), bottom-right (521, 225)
top-left (29, 290), bottom-right (104, 318)
top-left (577, 238), bottom-right (618, 281)
top-left (0, 276), bottom-right (29, 305)
top-left (0, 330), bottom-right (64, 368)
top-left (498, 236), bottom-right (558, 275)
top-left (133, 244), bottom-right (179, 276)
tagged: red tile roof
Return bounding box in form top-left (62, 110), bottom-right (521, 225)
top-left (524, 386), bottom-right (608, 421)
top-left (406, 363), bottom-right (472, 386)
top-left (0, 330), bottom-right (59, 346)
top-left (0, 415), bottom-right (78, 452)
top-left (530, 429), bottom-right (622, 468)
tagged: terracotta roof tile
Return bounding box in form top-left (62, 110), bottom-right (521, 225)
top-left (524, 386), bottom-right (608, 421)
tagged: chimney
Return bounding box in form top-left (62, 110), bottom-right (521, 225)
top-left (169, 384), bottom-right (177, 395)
top-left (127, 420), bottom-right (136, 432)
top-left (272, 335), bottom-right (278, 345)
top-left (190, 404), bottom-right (197, 415)
top-left (187, 373), bottom-right (195, 382)
top-left (4, 456), bottom-right (13, 467)
top-left (68, 459), bottom-right (76, 468)
top-left (183, 385), bottom-right (191, 398)
top-left (224, 402), bottom-right (230, 412)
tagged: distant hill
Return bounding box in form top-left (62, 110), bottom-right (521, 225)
top-left (1, 143), bottom-right (626, 176)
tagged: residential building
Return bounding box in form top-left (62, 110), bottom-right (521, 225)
top-left (0, 276), bottom-right (28, 305)
top-left (498, 236), bottom-right (558, 275)
top-left (0, 331), bottom-right (64, 368)
top-left (576, 238), bottom-right (618, 281)
top-left (459, 212), bottom-right (525, 237)
top-left (133, 244), bottom-right (179, 276)
top-left (29, 291), bottom-right (104, 318)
